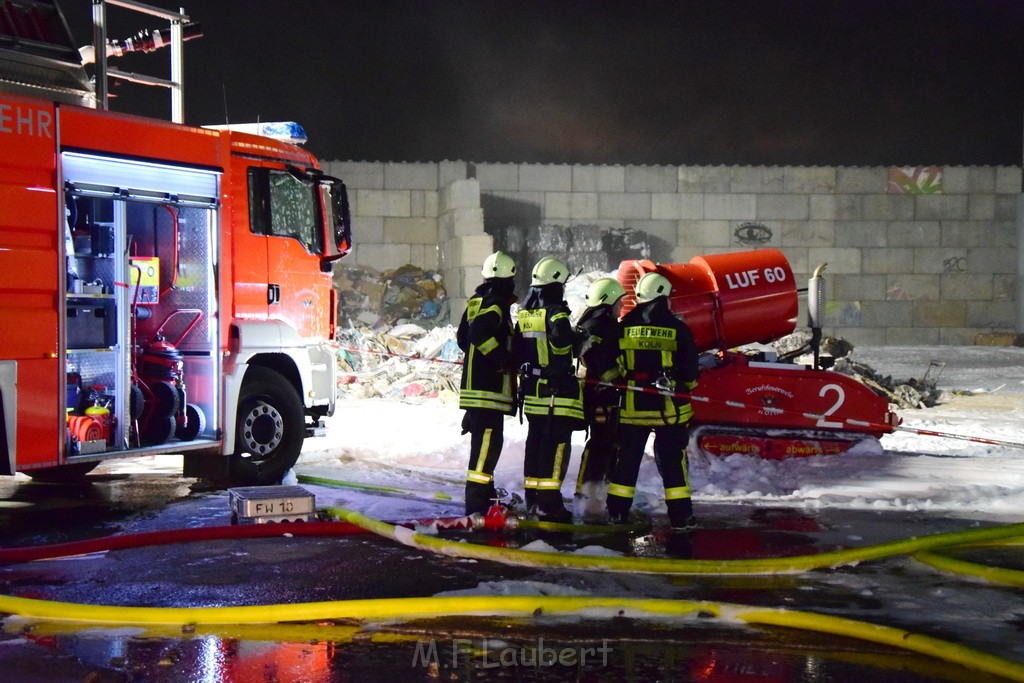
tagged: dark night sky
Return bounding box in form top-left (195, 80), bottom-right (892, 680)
top-left (60, 1), bottom-right (1024, 166)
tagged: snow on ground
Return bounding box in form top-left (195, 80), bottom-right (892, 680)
top-left (300, 345), bottom-right (1024, 524)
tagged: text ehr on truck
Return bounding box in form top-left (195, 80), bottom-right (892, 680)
top-left (0, 90), bottom-right (352, 486)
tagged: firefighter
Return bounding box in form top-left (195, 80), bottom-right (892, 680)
top-left (457, 251), bottom-right (518, 516)
top-left (573, 277), bottom-right (626, 515)
top-left (514, 256), bottom-right (584, 522)
top-left (606, 272), bottom-right (700, 530)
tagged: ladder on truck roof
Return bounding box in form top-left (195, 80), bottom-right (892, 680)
top-left (0, 0), bottom-right (93, 105)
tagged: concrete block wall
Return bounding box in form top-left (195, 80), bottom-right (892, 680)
top-left (323, 159), bottom-right (1021, 345)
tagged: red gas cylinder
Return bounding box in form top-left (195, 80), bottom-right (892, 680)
top-left (617, 249), bottom-right (798, 351)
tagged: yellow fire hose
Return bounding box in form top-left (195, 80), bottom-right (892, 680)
top-left (326, 505), bottom-right (1024, 577)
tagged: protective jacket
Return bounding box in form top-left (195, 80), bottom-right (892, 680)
top-left (617, 297), bottom-right (699, 426)
top-left (514, 286), bottom-right (584, 421)
top-left (457, 279), bottom-right (516, 414)
top-left (576, 303), bottom-right (623, 403)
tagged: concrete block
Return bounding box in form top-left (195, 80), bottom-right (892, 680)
top-left (940, 273), bottom-right (993, 300)
top-left (887, 220), bottom-right (941, 247)
top-left (519, 164), bottom-right (572, 192)
top-left (571, 218), bottom-right (625, 231)
top-left (356, 243), bottom-right (411, 271)
top-left (938, 328), bottom-right (978, 345)
top-left (438, 161), bottom-right (469, 187)
top-left (886, 327), bottom-right (938, 345)
top-left (354, 216), bottom-right (384, 244)
top-left (756, 194), bottom-right (809, 220)
top-left (832, 274), bottom-right (887, 302)
top-left (991, 221), bottom-right (1017, 247)
top-left (625, 219), bottom-right (678, 246)
top-left (913, 300), bottom-right (967, 327)
top-left (940, 221), bottom-right (991, 248)
top-left (994, 274), bottom-right (1016, 300)
top-left (705, 193), bottom-right (756, 220)
top-left (836, 167), bottom-right (886, 193)
top-left (940, 167), bottom-right (969, 194)
top-left (545, 192), bottom-right (598, 220)
top-left (474, 163), bottom-right (519, 191)
top-left (383, 217), bottom-right (437, 245)
top-left (812, 195), bottom-right (862, 220)
top-left (834, 327), bottom-right (888, 346)
top-left (652, 193), bottom-right (703, 220)
top-left (384, 162), bottom-right (438, 190)
top-left (732, 220), bottom-right (781, 248)
top-left (834, 221), bottom-right (886, 247)
top-left (912, 248), bottom-right (967, 274)
top-left (410, 191), bottom-right (426, 217)
top-left (968, 246), bottom-right (1018, 274)
top-left (355, 190), bottom-right (411, 217)
top-left (828, 301), bottom-right (861, 326)
top-left (440, 179), bottom-right (480, 213)
top-left (995, 166), bottom-right (1022, 194)
top-left (968, 194), bottom-right (996, 220)
top-left (861, 194), bottom-right (915, 221)
top-left (782, 167), bottom-right (836, 193)
top-left (807, 247), bottom-right (860, 273)
top-left (438, 208), bottom-right (485, 240)
top-left (735, 166), bottom-right (785, 193)
top-left (408, 244), bottom-right (440, 270)
top-left (572, 165), bottom-right (625, 192)
top-left (862, 248), bottom-right (914, 274)
top-left (859, 300), bottom-right (914, 327)
top-left (424, 192), bottom-right (439, 218)
top-left (777, 247), bottom-right (809, 275)
top-left (886, 274), bottom-right (939, 301)
top-left (967, 167), bottom-right (996, 193)
top-left (625, 165), bottom-right (677, 193)
top-left (441, 235), bottom-right (494, 268)
top-left (679, 219), bottom-right (731, 249)
top-left (780, 220), bottom-right (834, 246)
top-left (915, 195), bottom-right (969, 220)
top-left (995, 195), bottom-right (1018, 221)
top-left (679, 166), bottom-right (730, 193)
top-left (598, 193), bottom-right (651, 219)
top-left (967, 300), bottom-right (1017, 328)
top-left (324, 161), bottom-right (383, 189)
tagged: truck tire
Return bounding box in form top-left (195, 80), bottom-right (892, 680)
top-left (229, 367), bottom-right (304, 486)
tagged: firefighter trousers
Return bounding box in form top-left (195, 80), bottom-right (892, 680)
top-left (463, 409), bottom-right (505, 515)
top-left (523, 414), bottom-right (575, 520)
top-left (576, 407), bottom-right (619, 492)
top-left (606, 422), bottom-right (693, 527)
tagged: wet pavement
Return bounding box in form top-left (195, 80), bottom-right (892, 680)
top-left (0, 461), bottom-right (1023, 681)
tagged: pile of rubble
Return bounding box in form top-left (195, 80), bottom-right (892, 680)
top-left (335, 323), bottom-right (462, 401)
top-left (773, 332), bottom-right (948, 408)
top-left (334, 263), bottom-right (449, 329)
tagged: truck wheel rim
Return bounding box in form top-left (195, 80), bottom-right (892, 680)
top-left (240, 400), bottom-right (284, 457)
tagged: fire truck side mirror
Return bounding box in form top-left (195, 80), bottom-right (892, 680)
top-left (316, 175), bottom-right (352, 263)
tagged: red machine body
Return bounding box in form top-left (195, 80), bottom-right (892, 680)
top-left (617, 250), bottom-right (899, 459)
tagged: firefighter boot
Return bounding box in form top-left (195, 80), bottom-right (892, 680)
top-left (465, 481), bottom-right (497, 516)
top-left (534, 490), bottom-right (571, 524)
top-left (666, 498), bottom-right (696, 531)
top-left (606, 493), bottom-right (632, 525)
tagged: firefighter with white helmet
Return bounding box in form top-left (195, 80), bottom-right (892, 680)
top-left (513, 255), bottom-right (584, 522)
top-left (607, 271), bottom-right (700, 531)
top-left (456, 251), bottom-right (518, 515)
top-left (573, 277), bottom-right (627, 516)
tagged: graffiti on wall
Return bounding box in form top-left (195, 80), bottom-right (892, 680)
top-left (734, 221), bottom-right (773, 246)
top-left (888, 166), bottom-right (942, 194)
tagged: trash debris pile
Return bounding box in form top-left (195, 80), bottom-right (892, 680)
top-left (773, 331), bottom-right (948, 408)
top-left (334, 264), bottom-right (449, 329)
top-left (335, 323), bottom-right (462, 401)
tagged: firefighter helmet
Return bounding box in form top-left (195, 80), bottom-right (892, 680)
top-left (586, 277), bottom-right (626, 307)
top-left (481, 251), bottom-right (516, 279)
top-left (634, 272), bottom-right (672, 303)
top-left (531, 256), bottom-right (569, 286)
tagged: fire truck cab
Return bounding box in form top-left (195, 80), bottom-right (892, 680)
top-left (0, 0), bottom-right (350, 485)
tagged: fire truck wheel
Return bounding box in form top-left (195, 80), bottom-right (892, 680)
top-left (230, 367), bottom-right (304, 486)
top-left (27, 462), bottom-right (99, 483)
top-left (141, 415), bottom-right (177, 446)
top-left (151, 380), bottom-right (180, 418)
top-left (175, 403), bottom-right (206, 441)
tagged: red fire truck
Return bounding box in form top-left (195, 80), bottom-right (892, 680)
top-left (1, 0), bottom-right (350, 485)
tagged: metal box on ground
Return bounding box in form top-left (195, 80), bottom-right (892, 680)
top-left (227, 485), bottom-right (316, 524)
